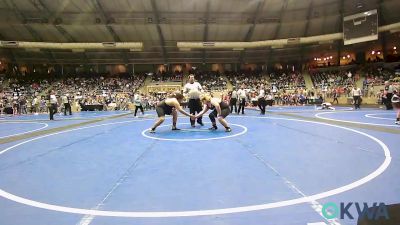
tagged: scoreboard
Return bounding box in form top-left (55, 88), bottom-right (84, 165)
top-left (343, 9), bottom-right (378, 45)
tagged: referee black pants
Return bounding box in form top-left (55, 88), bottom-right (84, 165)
top-left (188, 98), bottom-right (203, 125)
top-left (64, 103), bottom-right (72, 115)
top-left (238, 98), bottom-right (246, 114)
top-left (229, 98), bottom-right (237, 113)
top-left (134, 105), bottom-right (144, 116)
top-left (333, 97), bottom-right (339, 104)
top-left (385, 93), bottom-right (393, 110)
top-left (258, 97), bottom-right (266, 114)
top-left (49, 103), bottom-right (57, 120)
top-left (353, 96), bottom-right (361, 109)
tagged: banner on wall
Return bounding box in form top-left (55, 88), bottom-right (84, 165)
top-left (147, 84), bottom-right (181, 93)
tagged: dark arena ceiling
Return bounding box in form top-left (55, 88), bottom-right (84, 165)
top-left (0, 0), bottom-right (399, 64)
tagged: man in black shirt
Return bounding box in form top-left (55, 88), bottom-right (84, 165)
top-left (383, 81), bottom-right (394, 110)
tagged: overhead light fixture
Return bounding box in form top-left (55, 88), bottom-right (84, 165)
top-left (203, 42), bottom-right (215, 47)
top-left (102, 42), bottom-right (116, 47)
top-left (0, 41), bottom-right (18, 47)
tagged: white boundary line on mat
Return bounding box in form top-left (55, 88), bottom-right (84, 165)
top-left (0, 122), bottom-right (49, 139)
top-left (315, 111), bottom-right (398, 127)
top-left (0, 116), bottom-right (391, 218)
top-left (365, 113), bottom-right (395, 121)
top-left (141, 122), bottom-right (247, 142)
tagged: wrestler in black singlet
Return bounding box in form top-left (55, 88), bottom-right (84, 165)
top-left (209, 101), bottom-right (230, 120)
top-left (156, 100), bottom-right (174, 117)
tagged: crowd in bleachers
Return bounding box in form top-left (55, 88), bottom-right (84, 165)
top-left (272, 89), bottom-right (321, 106)
top-left (193, 71), bottom-right (227, 91)
top-left (310, 70), bottom-right (356, 88)
top-left (151, 71), bottom-right (183, 82)
top-left (1, 63), bottom-right (400, 116)
top-left (363, 67), bottom-right (396, 86)
top-left (53, 75), bottom-right (144, 108)
top-left (226, 86), bottom-right (324, 110)
top-left (0, 73), bottom-right (145, 115)
top-left (223, 70), bottom-right (318, 108)
top-left (0, 76), bottom-right (52, 115)
top-left (226, 71), bottom-right (267, 90)
top-left (268, 71), bottom-right (305, 90)
top-left (309, 70), bottom-right (357, 100)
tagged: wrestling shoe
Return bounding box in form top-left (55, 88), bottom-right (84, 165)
top-left (149, 128), bottom-right (156, 133)
top-left (395, 121), bottom-right (400, 125)
top-left (208, 126), bottom-right (218, 131)
top-left (225, 127), bottom-right (232, 132)
top-left (172, 127), bottom-right (181, 131)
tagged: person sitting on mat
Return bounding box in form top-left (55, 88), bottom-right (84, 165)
top-left (195, 94), bottom-right (232, 132)
top-left (149, 92), bottom-right (195, 133)
top-left (318, 102), bottom-right (335, 110)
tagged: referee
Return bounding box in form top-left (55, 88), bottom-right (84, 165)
top-left (351, 85), bottom-right (362, 110)
top-left (133, 92), bottom-right (144, 117)
top-left (62, 93), bottom-right (72, 116)
top-left (184, 74), bottom-right (204, 127)
top-left (48, 90), bottom-right (58, 120)
top-left (257, 84), bottom-right (266, 115)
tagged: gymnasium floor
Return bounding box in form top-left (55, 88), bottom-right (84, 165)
top-left (0, 106), bottom-right (399, 225)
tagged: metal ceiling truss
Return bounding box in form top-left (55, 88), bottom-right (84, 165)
top-left (378, 0), bottom-right (387, 58)
top-left (300, 0), bottom-right (314, 62)
top-left (202, 0), bottom-right (211, 64)
top-left (4, 0), bottom-right (56, 63)
top-left (336, 0), bottom-right (345, 65)
top-left (92, 0), bottom-right (129, 64)
top-left (239, 0), bottom-right (266, 63)
top-left (0, 33), bottom-right (17, 63)
top-left (267, 0), bottom-right (289, 63)
top-left (29, 0), bottom-right (90, 63)
top-left (150, 0), bottom-right (168, 64)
